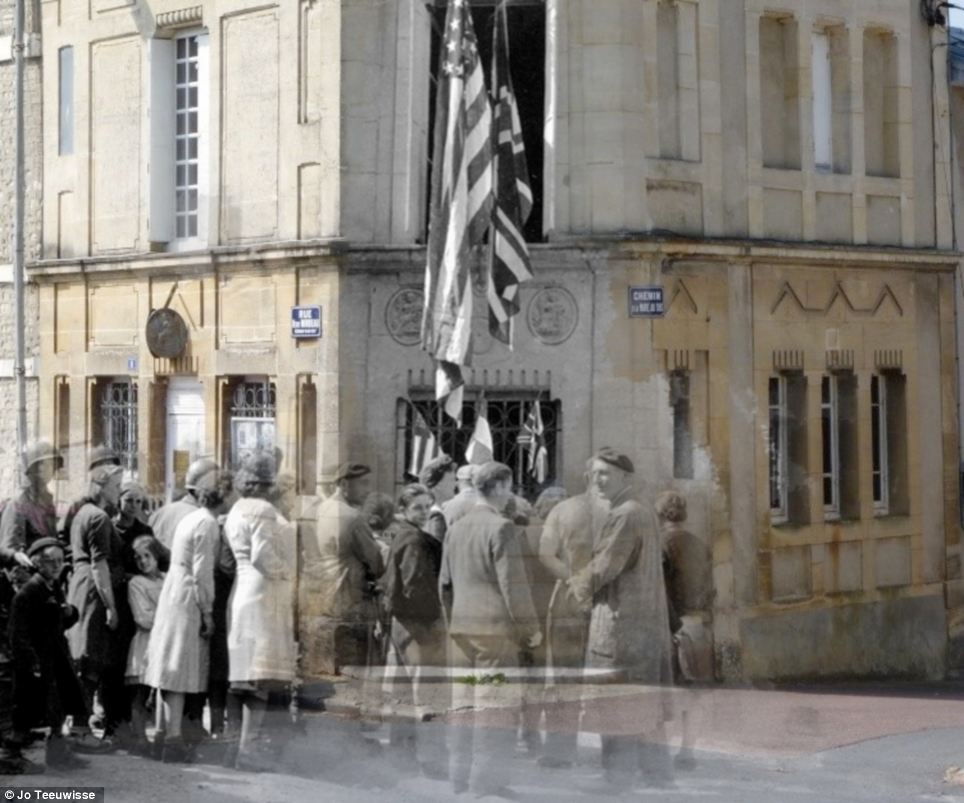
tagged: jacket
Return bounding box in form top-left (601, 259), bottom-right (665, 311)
top-left (439, 501), bottom-right (538, 643)
top-left (382, 518), bottom-right (443, 629)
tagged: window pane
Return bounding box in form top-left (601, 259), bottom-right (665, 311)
top-left (58, 47), bottom-right (74, 156)
top-left (176, 62), bottom-right (187, 85)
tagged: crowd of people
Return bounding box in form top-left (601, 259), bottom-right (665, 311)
top-left (0, 438), bottom-right (713, 796)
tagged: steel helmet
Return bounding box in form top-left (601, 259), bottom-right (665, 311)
top-left (24, 440), bottom-right (64, 473)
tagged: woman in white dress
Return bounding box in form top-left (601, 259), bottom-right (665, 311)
top-left (223, 453), bottom-right (297, 771)
top-left (143, 464), bottom-right (230, 763)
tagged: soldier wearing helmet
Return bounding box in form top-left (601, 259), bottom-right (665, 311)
top-left (0, 440), bottom-right (64, 572)
top-left (148, 458), bottom-right (220, 550)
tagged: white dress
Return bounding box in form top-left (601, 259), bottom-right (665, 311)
top-left (143, 507), bottom-right (218, 693)
top-left (224, 498), bottom-right (297, 684)
top-left (125, 573), bottom-right (165, 684)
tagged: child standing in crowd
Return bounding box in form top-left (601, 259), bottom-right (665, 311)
top-left (125, 536), bottom-right (166, 756)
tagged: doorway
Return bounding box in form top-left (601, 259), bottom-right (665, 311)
top-left (165, 377), bottom-right (205, 501)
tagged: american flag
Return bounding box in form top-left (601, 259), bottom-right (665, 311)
top-left (517, 400), bottom-right (547, 484)
top-left (408, 406), bottom-right (440, 478)
top-left (421, 0), bottom-right (494, 424)
top-left (465, 394), bottom-right (494, 465)
top-left (488, 0), bottom-right (533, 344)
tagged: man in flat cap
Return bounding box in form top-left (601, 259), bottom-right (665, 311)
top-left (10, 538), bottom-right (89, 770)
top-left (305, 462), bottom-right (383, 676)
top-left (569, 448), bottom-right (674, 792)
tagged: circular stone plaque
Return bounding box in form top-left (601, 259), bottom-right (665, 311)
top-left (527, 287), bottom-right (578, 346)
top-left (385, 288), bottom-right (424, 346)
top-left (145, 307), bottom-right (189, 359)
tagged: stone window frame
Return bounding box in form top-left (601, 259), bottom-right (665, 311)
top-left (759, 13), bottom-right (802, 171)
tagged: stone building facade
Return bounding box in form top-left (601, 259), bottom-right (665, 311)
top-left (0, 0), bottom-right (43, 496)
top-left (28, 0), bottom-right (964, 680)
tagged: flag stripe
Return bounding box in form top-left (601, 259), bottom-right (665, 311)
top-left (488, 1), bottom-right (534, 345)
top-left (422, 0), bottom-right (494, 422)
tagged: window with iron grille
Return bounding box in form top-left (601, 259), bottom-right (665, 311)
top-left (396, 393), bottom-right (561, 501)
top-left (101, 381), bottom-right (138, 474)
top-left (229, 380), bottom-right (276, 469)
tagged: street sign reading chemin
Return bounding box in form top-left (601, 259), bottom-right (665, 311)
top-left (291, 305), bottom-right (322, 338)
top-left (628, 286), bottom-right (665, 318)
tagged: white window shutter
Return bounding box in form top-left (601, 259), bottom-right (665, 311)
top-left (149, 38), bottom-right (175, 245)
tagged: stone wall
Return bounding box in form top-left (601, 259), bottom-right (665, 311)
top-left (0, 0), bottom-right (43, 499)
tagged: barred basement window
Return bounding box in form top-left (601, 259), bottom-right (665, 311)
top-left (397, 393), bottom-right (561, 501)
top-left (229, 379), bottom-right (276, 469)
top-left (101, 380), bottom-right (138, 474)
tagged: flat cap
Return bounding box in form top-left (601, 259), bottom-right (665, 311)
top-left (88, 445), bottom-right (121, 471)
top-left (27, 537), bottom-right (64, 559)
top-left (593, 448), bottom-right (635, 475)
top-left (335, 462), bottom-right (371, 482)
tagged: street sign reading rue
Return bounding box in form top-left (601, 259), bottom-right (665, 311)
top-left (291, 305), bottom-right (322, 338)
top-left (628, 286), bottom-right (665, 318)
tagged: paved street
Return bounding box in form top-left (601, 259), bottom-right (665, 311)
top-left (4, 682), bottom-right (964, 802)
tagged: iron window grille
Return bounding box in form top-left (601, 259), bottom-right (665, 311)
top-left (229, 380), bottom-right (276, 469)
top-left (101, 381), bottom-right (138, 474)
top-left (397, 393), bottom-right (561, 502)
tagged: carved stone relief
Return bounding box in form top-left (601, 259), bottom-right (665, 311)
top-left (527, 287), bottom-right (578, 346)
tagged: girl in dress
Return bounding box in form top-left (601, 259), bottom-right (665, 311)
top-left (125, 535), bottom-right (166, 755)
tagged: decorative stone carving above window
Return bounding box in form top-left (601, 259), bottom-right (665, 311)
top-left (156, 6), bottom-right (203, 31)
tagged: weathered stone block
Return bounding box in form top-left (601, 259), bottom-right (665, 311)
top-left (876, 536), bottom-right (912, 588)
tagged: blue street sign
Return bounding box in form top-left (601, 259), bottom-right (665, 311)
top-left (291, 305), bottom-right (322, 338)
top-left (127, 357), bottom-right (138, 372)
top-left (628, 286), bottom-right (665, 318)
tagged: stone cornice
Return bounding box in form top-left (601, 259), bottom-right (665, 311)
top-left (155, 6), bottom-right (203, 30)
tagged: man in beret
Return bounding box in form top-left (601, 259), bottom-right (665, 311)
top-left (569, 448), bottom-right (674, 792)
top-left (305, 462), bottom-right (383, 676)
top-left (10, 539), bottom-right (89, 770)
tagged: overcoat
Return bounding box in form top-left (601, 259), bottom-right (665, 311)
top-left (66, 503), bottom-right (127, 673)
top-left (569, 487), bottom-right (673, 685)
top-left (224, 497), bottom-right (297, 683)
top-left (143, 507), bottom-right (218, 693)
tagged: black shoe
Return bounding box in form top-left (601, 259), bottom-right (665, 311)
top-left (67, 733), bottom-right (115, 754)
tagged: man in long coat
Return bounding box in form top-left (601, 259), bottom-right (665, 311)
top-left (568, 448), bottom-right (674, 792)
top-left (537, 471), bottom-right (609, 768)
top-left (439, 461), bottom-right (542, 797)
top-left (304, 462), bottom-right (383, 676)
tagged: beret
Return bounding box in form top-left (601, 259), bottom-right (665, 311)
top-left (593, 447), bottom-right (635, 474)
top-left (27, 537), bottom-right (65, 559)
top-left (335, 462), bottom-right (371, 482)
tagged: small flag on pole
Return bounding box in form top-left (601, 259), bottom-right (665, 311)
top-left (408, 406), bottom-right (441, 478)
top-left (465, 394), bottom-right (494, 465)
top-left (488, 0), bottom-right (533, 345)
top-left (421, 0), bottom-right (494, 424)
top-left (517, 400), bottom-right (548, 484)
